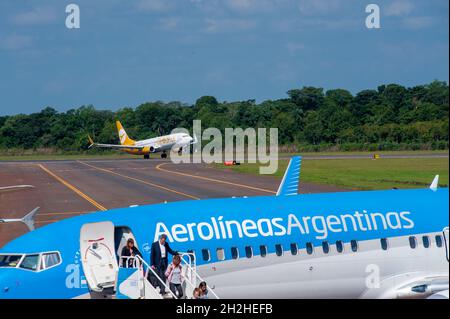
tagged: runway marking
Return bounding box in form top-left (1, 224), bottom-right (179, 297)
top-left (156, 163), bottom-right (276, 194)
top-left (77, 161), bottom-right (200, 200)
top-left (37, 164), bottom-right (107, 211)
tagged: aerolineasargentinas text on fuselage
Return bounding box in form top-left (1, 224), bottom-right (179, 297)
top-left (0, 157), bottom-right (448, 299)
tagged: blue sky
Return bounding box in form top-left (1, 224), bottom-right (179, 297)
top-left (0, 0), bottom-right (448, 115)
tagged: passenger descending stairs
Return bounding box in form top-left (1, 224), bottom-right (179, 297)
top-left (116, 254), bottom-right (219, 299)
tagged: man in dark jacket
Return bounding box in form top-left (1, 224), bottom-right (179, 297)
top-left (120, 238), bottom-right (142, 268)
top-left (149, 234), bottom-right (178, 294)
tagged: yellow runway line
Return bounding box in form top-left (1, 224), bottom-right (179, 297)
top-left (156, 163), bottom-right (276, 194)
top-left (77, 161), bottom-right (200, 200)
top-left (37, 164), bottom-right (107, 211)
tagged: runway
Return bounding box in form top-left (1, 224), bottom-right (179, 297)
top-left (0, 159), bottom-right (346, 247)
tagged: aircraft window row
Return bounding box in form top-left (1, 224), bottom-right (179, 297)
top-left (408, 235), bottom-right (443, 249)
top-left (201, 240), bottom-right (365, 261)
top-left (0, 252), bottom-right (61, 271)
top-left (197, 234), bottom-right (447, 262)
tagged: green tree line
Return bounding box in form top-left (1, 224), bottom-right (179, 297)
top-left (0, 80), bottom-right (448, 154)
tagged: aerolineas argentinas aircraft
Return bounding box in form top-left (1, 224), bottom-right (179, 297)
top-left (0, 157), bottom-right (448, 299)
top-left (88, 121), bottom-right (196, 159)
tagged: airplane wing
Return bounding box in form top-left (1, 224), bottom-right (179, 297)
top-left (276, 156), bottom-right (302, 196)
top-left (0, 207), bottom-right (39, 231)
top-left (88, 135), bottom-right (143, 150)
top-left (361, 274), bottom-right (449, 299)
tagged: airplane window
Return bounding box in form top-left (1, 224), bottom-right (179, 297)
top-left (306, 242), bottom-right (314, 255)
top-left (19, 254), bottom-right (40, 271)
top-left (322, 241), bottom-right (330, 254)
top-left (245, 246), bottom-right (253, 258)
top-left (290, 243), bottom-right (298, 256)
top-left (42, 252), bottom-right (61, 269)
top-left (231, 247), bottom-right (239, 260)
top-left (422, 236), bottom-right (430, 248)
top-left (216, 248), bottom-right (225, 261)
top-left (275, 244), bottom-right (283, 257)
top-left (350, 240), bottom-right (358, 252)
top-left (201, 249), bottom-right (210, 261)
top-left (436, 235), bottom-right (443, 248)
top-left (336, 241), bottom-right (344, 253)
top-left (187, 249), bottom-right (195, 263)
top-left (380, 238), bottom-right (389, 251)
top-left (0, 254), bottom-right (23, 268)
top-left (409, 236), bottom-right (417, 249)
top-left (259, 245), bottom-right (267, 257)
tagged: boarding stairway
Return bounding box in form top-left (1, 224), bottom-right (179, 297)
top-left (117, 253), bottom-right (219, 299)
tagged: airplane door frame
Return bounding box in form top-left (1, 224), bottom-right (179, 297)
top-left (443, 227), bottom-right (449, 262)
top-left (80, 221), bottom-right (119, 293)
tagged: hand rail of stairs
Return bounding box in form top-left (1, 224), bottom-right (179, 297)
top-left (179, 252), bottom-right (220, 299)
top-left (122, 255), bottom-right (178, 299)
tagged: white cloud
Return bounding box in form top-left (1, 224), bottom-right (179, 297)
top-left (136, 0), bottom-right (173, 12)
top-left (297, 0), bottom-right (342, 16)
top-left (401, 16), bottom-right (434, 30)
top-left (10, 6), bottom-right (58, 26)
top-left (158, 17), bottom-right (180, 30)
top-left (205, 18), bottom-right (257, 33)
top-left (384, 0), bottom-right (414, 17)
top-left (0, 34), bottom-right (33, 50)
top-left (285, 42), bottom-right (305, 53)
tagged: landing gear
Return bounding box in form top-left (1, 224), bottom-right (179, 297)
top-left (161, 152), bottom-right (167, 159)
top-left (144, 154), bottom-right (150, 159)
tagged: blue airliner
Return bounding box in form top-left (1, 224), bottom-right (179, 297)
top-left (0, 157), bottom-right (448, 299)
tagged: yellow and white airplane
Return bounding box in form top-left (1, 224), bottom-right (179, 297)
top-left (88, 121), bottom-right (196, 159)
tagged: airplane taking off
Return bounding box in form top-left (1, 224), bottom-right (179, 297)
top-left (88, 121), bottom-right (196, 159)
top-left (0, 157), bottom-right (448, 299)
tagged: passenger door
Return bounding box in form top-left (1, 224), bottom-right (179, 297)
top-left (80, 221), bottom-right (119, 293)
top-left (443, 227), bottom-right (449, 262)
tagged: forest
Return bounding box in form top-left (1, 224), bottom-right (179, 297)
top-left (0, 80), bottom-right (448, 154)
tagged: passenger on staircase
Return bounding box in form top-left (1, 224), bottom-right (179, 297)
top-left (165, 255), bottom-right (184, 298)
top-left (120, 238), bottom-right (142, 268)
top-left (149, 234), bottom-right (178, 295)
top-left (198, 281), bottom-right (209, 299)
top-left (192, 288), bottom-right (201, 299)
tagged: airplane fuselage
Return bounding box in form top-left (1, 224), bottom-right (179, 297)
top-left (0, 188), bottom-right (448, 299)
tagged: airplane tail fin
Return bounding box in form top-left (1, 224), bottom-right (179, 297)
top-left (430, 175), bottom-right (439, 191)
top-left (21, 207), bottom-right (39, 231)
top-left (116, 121), bottom-right (135, 146)
top-left (88, 135), bottom-right (95, 148)
top-left (276, 156), bottom-right (302, 196)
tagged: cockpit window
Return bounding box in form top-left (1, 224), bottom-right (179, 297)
top-left (0, 254), bottom-right (23, 268)
top-left (19, 254), bottom-right (40, 271)
top-left (42, 252), bottom-right (62, 269)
